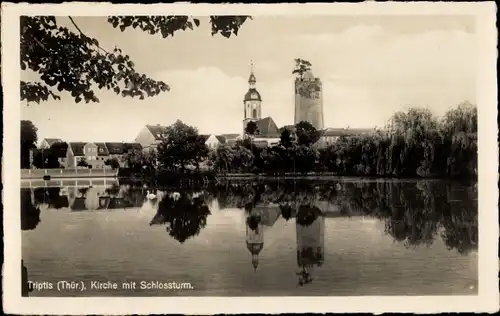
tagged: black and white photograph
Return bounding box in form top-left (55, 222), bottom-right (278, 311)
top-left (2, 2), bottom-right (498, 314)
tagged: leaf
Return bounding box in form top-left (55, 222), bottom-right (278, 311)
top-left (193, 19), bottom-right (200, 27)
top-left (75, 96), bottom-right (82, 103)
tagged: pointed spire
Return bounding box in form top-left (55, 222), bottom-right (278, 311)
top-left (248, 60), bottom-right (256, 84)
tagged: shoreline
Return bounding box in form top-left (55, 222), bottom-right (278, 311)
top-left (20, 169), bottom-right (477, 183)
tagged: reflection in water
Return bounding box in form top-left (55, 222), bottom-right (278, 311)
top-left (150, 191), bottom-right (211, 243)
top-left (246, 208), bottom-right (264, 271)
top-left (21, 190), bottom-right (41, 231)
top-left (295, 205), bottom-right (324, 286)
top-left (21, 179), bottom-right (478, 296)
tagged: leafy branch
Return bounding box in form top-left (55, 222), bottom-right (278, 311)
top-left (20, 15), bottom-right (251, 105)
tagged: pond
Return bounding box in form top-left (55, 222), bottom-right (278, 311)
top-left (21, 179), bottom-right (478, 296)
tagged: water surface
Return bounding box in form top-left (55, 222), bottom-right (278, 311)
top-left (21, 179), bottom-right (478, 296)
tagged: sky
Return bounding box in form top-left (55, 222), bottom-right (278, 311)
top-left (21, 15), bottom-right (477, 143)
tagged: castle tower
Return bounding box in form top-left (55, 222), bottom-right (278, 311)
top-left (295, 205), bottom-right (325, 285)
top-left (294, 70), bottom-right (324, 130)
top-left (243, 61), bottom-right (262, 133)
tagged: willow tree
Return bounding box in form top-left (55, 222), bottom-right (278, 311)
top-left (20, 15), bottom-right (251, 104)
top-left (386, 108), bottom-right (441, 177)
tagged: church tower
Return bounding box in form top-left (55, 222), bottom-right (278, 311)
top-left (245, 209), bottom-right (264, 271)
top-left (243, 61), bottom-right (262, 133)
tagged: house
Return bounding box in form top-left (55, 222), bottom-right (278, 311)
top-left (134, 124), bottom-right (168, 150)
top-left (218, 133), bottom-right (242, 147)
top-left (39, 138), bottom-right (63, 149)
top-left (248, 116), bottom-right (281, 147)
top-left (203, 134), bottom-right (225, 150)
top-left (66, 142), bottom-right (106, 169)
top-left (314, 127), bottom-right (376, 149)
top-left (105, 142), bottom-right (143, 167)
top-left (95, 142), bottom-right (110, 163)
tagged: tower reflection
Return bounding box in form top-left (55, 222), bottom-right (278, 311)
top-left (295, 204), bottom-right (325, 286)
top-left (245, 205), bottom-right (264, 271)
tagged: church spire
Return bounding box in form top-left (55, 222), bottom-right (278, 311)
top-left (248, 60), bottom-right (256, 86)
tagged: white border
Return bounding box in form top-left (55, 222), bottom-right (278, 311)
top-left (2, 2), bottom-right (498, 314)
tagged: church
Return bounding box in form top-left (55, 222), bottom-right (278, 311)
top-left (240, 63), bottom-right (281, 147)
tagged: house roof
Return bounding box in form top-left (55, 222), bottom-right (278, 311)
top-left (255, 117), bottom-right (280, 138)
top-left (244, 88), bottom-right (262, 102)
top-left (220, 133), bottom-right (240, 140)
top-left (68, 142), bottom-right (87, 156)
top-left (95, 142), bottom-right (109, 156)
top-left (321, 128), bottom-right (375, 137)
top-left (42, 138), bottom-right (63, 147)
top-left (105, 142), bottom-right (126, 155)
top-left (105, 142), bottom-right (143, 154)
top-left (215, 135), bottom-right (226, 144)
top-left (145, 124), bottom-right (168, 140)
top-left (49, 142), bottom-right (68, 158)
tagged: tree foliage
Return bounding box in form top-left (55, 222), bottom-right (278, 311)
top-left (244, 121), bottom-right (259, 137)
top-left (77, 157), bottom-right (89, 167)
top-left (33, 149), bottom-right (60, 169)
top-left (292, 58), bottom-right (312, 80)
top-left (293, 58), bottom-right (321, 98)
top-left (21, 120), bottom-right (38, 168)
top-left (207, 103), bottom-right (477, 180)
top-left (121, 147), bottom-right (157, 176)
top-left (295, 121), bottom-right (321, 146)
top-left (157, 120), bottom-right (209, 171)
top-left (20, 15), bottom-right (251, 104)
top-left (105, 157), bottom-right (121, 169)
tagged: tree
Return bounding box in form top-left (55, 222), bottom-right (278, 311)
top-left (295, 121), bottom-right (320, 146)
top-left (244, 120), bottom-right (259, 138)
top-left (105, 157), bottom-right (121, 169)
top-left (121, 147), bottom-right (157, 175)
top-left (21, 120), bottom-right (38, 168)
top-left (440, 101), bottom-right (477, 138)
top-left (33, 149), bottom-right (60, 169)
top-left (21, 16), bottom-right (251, 104)
top-left (77, 157), bottom-right (89, 167)
top-left (210, 145), bottom-right (235, 173)
top-left (279, 128), bottom-right (294, 148)
top-left (157, 120), bottom-right (208, 172)
top-left (292, 58), bottom-right (312, 81)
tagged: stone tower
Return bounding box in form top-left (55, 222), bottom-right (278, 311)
top-left (243, 61), bottom-right (262, 133)
top-left (294, 70), bottom-right (324, 130)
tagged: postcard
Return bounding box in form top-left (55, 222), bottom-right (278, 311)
top-left (2, 1), bottom-right (498, 314)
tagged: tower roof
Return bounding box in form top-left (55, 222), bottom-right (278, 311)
top-left (246, 241), bottom-right (264, 255)
top-left (248, 72), bottom-right (256, 83)
top-left (244, 88), bottom-right (262, 102)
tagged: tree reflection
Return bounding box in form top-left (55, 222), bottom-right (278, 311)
top-left (33, 187), bottom-right (69, 209)
top-left (21, 189), bottom-right (41, 230)
top-left (214, 180), bottom-right (477, 255)
top-left (150, 192), bottom-right (211, 243)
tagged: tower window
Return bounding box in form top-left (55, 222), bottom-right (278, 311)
top-left (253, 108), bottom-right (257, 118)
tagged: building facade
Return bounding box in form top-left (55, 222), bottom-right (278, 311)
top-left (242, 64), bottom-right (263, 134)
top-left (66, 142), bottom-right (106, 169)
top-left (134, 124), bottom-right (168, 150)
top-left (294, 70), bottom-right (324, 130)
